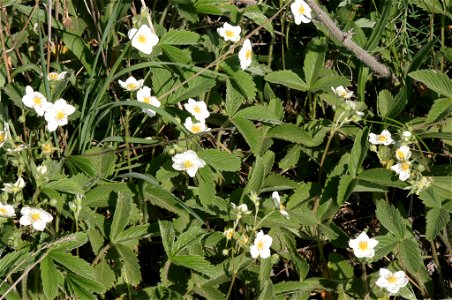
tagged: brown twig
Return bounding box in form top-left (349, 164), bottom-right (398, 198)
top-left (0, 11), bottom-right (11, 83)
top-left (305, 0), bottom-right (397, 82)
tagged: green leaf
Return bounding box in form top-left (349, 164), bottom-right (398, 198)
top-left (267, 124), bottom-right (318, 147)
top-left (84, 182), bottom-right (133, 207)
top-left (159, 220), bottom-right (175, 258)
top-left (234, 105), bottom-right (283, 124)
top-left (94, 259), bottom-right (116, 291)
top-left (59, 30), bottom-right (93, 73)
top-left (115, 224), bottom-right (152, 243)
top-left (231, 117), bottom-right (267, 155)
top-left (84, 147), bottom-right (116, 178)
top-left (45, 178), bottom-right (84, 194)
top-left (196, 165), bottom-right (218, 211)
top-left (349, 127), bottom-right (369, 177)
top-left (303, 38), bottom-right (326, 88)
top-left (109, 193), bottom-right (131, 243)
top-left (115, 243), bottom-right (142, 286)
top-left (375, 199), bottom-right (406, 239)
top-left (357, 168), bottom-right (408, 188)
top-left (377, 89), bottom-right (393, 118)
top-left (40, 256), bottom-right (63, 300)
top-left (243, 152), bottom-right (274, 196)
top-left (171, 74), bottom-right (216, 104)
top-left (243, 5), bottom-right (274, 36)
top-left (365, 0), bottom-right (393, 51)
top-left (310, 74), bottom-right (350, 92)
top-left (173, 226), bottom-right (206, 255)
top-left (225, 78), bottom-right (243, 116)
top-left (328, 253), bottom-right (353, 280)
top-left (49, 251), bottom-right (96, 280)
top-left (50, 232), bottom-right (88, 252)
top-left (409, 70), bottom-right (452, 98)
top-left (399, 239), bottom-right (423, 274)
top-left (373, 234), bottom-right (399, 261)
top-left (171, 255), bottom-right (216, 278)
top-left (264, 70), bottom-right (308, 91)
top-left (273, 278), bottom-right (338, 295)
top-left (160, 44), bottom-right (191, 64)
top-left (425, 207), bottom-right (450, 240)
top-left (425, 98), bottom-right (452, 124)
top-left (65, 155), bottom-right (97, 177)
top-left (221, 61), bottom-right (257, 100)
top-left (337, 175), bottom-right (356, 205)
top-left (159, 30), bottom-right (201, 45)
top-left (197, 149), bottom-right (241, 171)
top-left (279, 145), bottom-right (301, 170)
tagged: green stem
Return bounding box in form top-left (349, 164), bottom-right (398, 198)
top-left (430, 240), bottom-right (446, 296)
top-left (161, 259), bottom-right (172, 287)
top-left (362, 261), bottom-right (369, 299)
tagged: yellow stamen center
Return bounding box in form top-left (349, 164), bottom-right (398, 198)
top-left (245, 49), bottom-right (252, 59)
top-left (0, 132), bottom-right (5, 143)
top-left (31, 213), bottom-right (40, 221)
top-left (397, 149), bottom-right (406, 160)
top-left (193, 106), bottom-right (201, 114)
top-left (137, 34), bottom-right (147, 44)
top-left (225, 30), bottom-right (234, 38)
top-left (143, 97), bottom-right (151, 104)
top-left (226, 231), bottom-right (233, 239)
top-left (49, 73), bottom-right (59, 80)
top-left (358, 241), bottom-right (368, 250)
top-left (257, 240), bottom-right (264, 250)
top-left (298, 6), bottom-right (305, 14)
top-left (279, 203), bottom-right (286, 211)
top-left (401, 162), bottom-right (410, 171)
top-left (183, 160), bottom-right (193, 169)
top-left (56, 111), bottom-right (65, 121)
top-left (0, 207), bottom-right (7, 214)
top-left (378, 135), bottom-right (387, 142)
top-left (386, 275), bottom-right (397, 284)
top-left (33, 96), bottom-right (42, 105)
top-left (127, 83), bottom-right (137, 90)
top-left (42, 143), bottom-right (53, 154)
top-left (191, 125), bottom-right (201, 133)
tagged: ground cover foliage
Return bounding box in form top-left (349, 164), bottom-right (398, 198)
top-left (0, 0), bottom-right (451, 299)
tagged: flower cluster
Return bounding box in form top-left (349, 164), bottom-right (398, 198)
top-left (183, 98), bottom-right (210, 134)
top-left (331, 86), bottom-right (365, 122)
top-left (118, 76), bottom-right (161, 117)
top-left (368, 129), bottom-right (429, 191)
top-left (22, 86), bottom-right (76, 132)
top-left (1, 200), bottom-right (52, 233)
top-left (217, 23), bottom-right (253, 71)
top-left (348, 231), bottom-right (410, 295)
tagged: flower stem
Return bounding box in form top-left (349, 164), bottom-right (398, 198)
top-left (362, 261), bottom-right (370, 299)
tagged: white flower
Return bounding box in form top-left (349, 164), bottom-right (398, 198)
top-left (22, 86), bottom-right (49, 116)
top-left (44, 99), bottom-right (76, 132)
top-left (137, 86), bottom-right (161, 117)
top-left (19, 207), bottom-right (53, 231)
top-left (238, 39), bottom-right (253, 70)
top-left (118, 76), bottom-right (144, 92)
top-left (171, 150), bottom-right (206, 177)
top-left (183, 98), bottom-right (210, 122)
top-left (0, 203), bottom-right (15, 217)
top-left (7, 144), bottom-right (27, 153)
top-left (290, 0), bottom-right (312, 25)
top-left (224, 228), bottom-right (234, 240)
top-left (47, 71), bottom-right (67, 81)
top-left (375, 268), bottom-right (409, 294)
top-left (231, 203), bottom-right (251, 216)
top-left (348, 231), bottom-right (379, 258)
top-left (271, 191), bottom-right (290, 219)
top-left (184, 117), bottom-right (210, 134)
top-left (402, 131), bottom-right (412, 142)
top-left (128, 24), bottom-right (159, 55)
top-left (369, 130), bottom-right (393, 146)
top-left (344, 100), bottom-right (365, 117)
top-left (217, 22), bottom-right (241, 42)
top-left (0, 123), bottom-right (9, 148)
top-left (37, 165), bottom-right (48, 175)
top-left (332, 86), bottom-right (354, 99)
top-left (250, 230), bottom-right (273, 259)
top-left (2, 178), bottom-right (26, 194)
top-left (395, 145), bottom-right (411, 161)
top-left (391, 161), bottom-right (411, 181)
